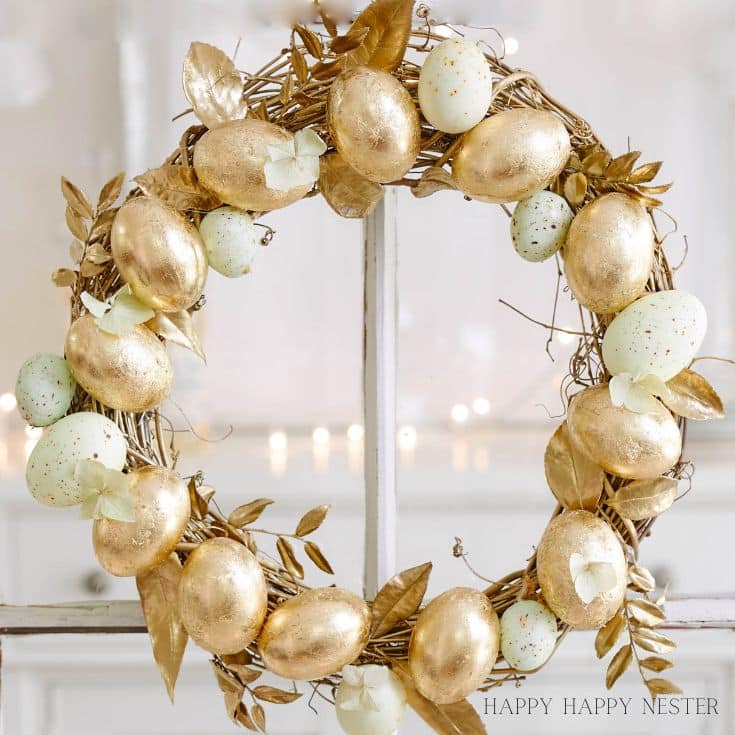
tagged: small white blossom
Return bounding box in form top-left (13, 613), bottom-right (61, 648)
top-left (75, 459), bottom-right (135, 522)
top-left (81, 285), bottom-right (154, 336)
top-left (264, 128), bottom-right (327, 192)
top-left (609, 372), bottom-right (671, 414)
top-left (570, 553), bottom-right (618, 605)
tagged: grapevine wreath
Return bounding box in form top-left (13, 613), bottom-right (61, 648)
top-left (17, 1), bottom-right (726, 733)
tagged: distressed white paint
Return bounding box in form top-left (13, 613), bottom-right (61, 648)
top-left (362, 189), bottom-right (399, 599)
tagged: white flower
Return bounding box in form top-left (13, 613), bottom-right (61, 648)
top-left (570, 552), bottom-right (618, 605)
top-left (264, 128), bottom-right (327, 192)
top-left (75, 459), bottom-right (135, 522)
top-left (608, 372), bottom-right (671, 414)
top-left (336, 665), bottom-right (406, 735)
top-left (339, 665), bottom-right (391, 712)
top-left (81, 285), bottom-right (154, 336)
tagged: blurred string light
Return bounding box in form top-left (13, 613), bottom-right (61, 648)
top-left (0, 392), bottom-right (17, 412)
top-left (472, 397), bottom-right (490, 415)
top-left (312, 426), bottom-right (330, 473)
top-left (346, 424), bottom-right (364, 442)
top-left (450, 403), bottom-right (470, 423)
top-left (347, 424), bottom-right (363, 474)
top-left (268, 431), bottom-right (287, 476)
top-left (269, 431), bottom-right (288, 451)
top-left (504, 36), bottom-right (519, 55)
top-left (556, 326), bottom-right (576, 345)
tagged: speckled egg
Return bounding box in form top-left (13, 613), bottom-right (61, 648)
top-left (510, 191), bottom-right (573, 262)
top-left (26, 412), bottom-right (127, 507)
top-left (500, 600), bottom-right (558, 672)
top-left (198, 206), bottom-right (260, 277)
top-left (16, 353), bottom-right (76, 427)
top-left (418, 39), bottom-right (492, 134)
top-left (602, 290), bottom-right (707, 381)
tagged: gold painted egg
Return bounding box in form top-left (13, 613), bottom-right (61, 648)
top-left (409, 587), bottom-right (499, 704)
top-left (452, 109), bottom-right (571, 203)
top-left (328, 66), bottom-right (420, 183)
top-left (65, 313), bottom-right (173, 413)
top-left (179, 537), bottom-right (268, 655)
top-left (92, 467), bottom-right (190, 577)
top-left (563, 193), bottom-right (654, 314)
top-left (567, 384), bottom-right (681, 479)
top-left (258, 587), bottom-right (370, 680)
top-left (537, 510), bottom-right (627, 629)
top-left (111, 197), bottom-right (207, 312)
top-left (193, 119), bottom-right (312, 212)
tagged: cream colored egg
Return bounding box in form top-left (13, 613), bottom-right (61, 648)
top-left (537, 510), bottom-right (627, 629)
top-left (26, 412), bottom-right (127, 507)
top-left (198, 206), bottom-right (260, 277)
top-left (418, 39), bottom-right (492, 134)
top-left (500, 600), bottom-right (557, 671)
top-left (409, 587), bottom-right (499, 704)
top-left (452, 109), bottom-right (571, 203)
top-left (16, 353), bottom-right (76, 427)
top-left (602, 290), bottom-right (707, 381)
top-left (511, 191), bottom-right (574, 262)
top-left (336, 666), bottom-right (407, 735)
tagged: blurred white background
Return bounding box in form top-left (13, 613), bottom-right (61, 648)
top-left (0, 0), bottom-right (733, 733)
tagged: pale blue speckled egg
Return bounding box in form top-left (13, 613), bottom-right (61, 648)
top-left (510, 191), bottom-right (573, 262)
top-left (16, 353), bottom-right (76, 427)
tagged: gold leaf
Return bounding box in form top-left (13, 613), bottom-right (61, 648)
top-left (61, 176), bottom-right (94, 219)
top-left (663, 369), bottom-right (725, 420)
top-left (228, 499), bottom-right (274, 527)
top-left (608, 477), bottom-right (677, 521)
top-left (343, 0), bottom-right (413, 72)
top-left (640, 656), bottom-right (673, 673)
top-left (291, 45), bottom-right (308, 85)
top-left (229, 664), bottom-right (262, 685)
top-left (65, 205), bottom-right (89, 241)
top-left (627, 191), bottom-right (663, 210)
top-left (294, 24), bottom-right (324, 58)
top-left (637, 182), bottom-right (673, 195)
top-left (251, 703), bottom-right (266, 732)
top-left (581, 149), bottom-right (612, 176)
top-left (222, 650), bottom-right (253, 666)
top-left (606, 644), bottom-right (632, 689)
top-left (311, 58), bottom-right (344, 80)
top-left (182, 42), bottom-right (247, 129)
top-left (252, 685), bottom-right (302, 704)
top-left (279, 73), bottom-right (293, 105)
top-left (90, 207), bottom-right (118, 240)
top-left (147, 310), bottom-right (205, 361)
top-left (628, 161), bottom-right (662, 184)
top-left (544, 422), bottom-right (603, 511)
top-left (211, 660), bottom-right (243, 694)
top-left (187, 476), bottom-right (212, 520)
top-left (304, 541), bottom-right (334, 574)
top-left (595, 611), bottom-right (626, 658)
top-left (319, 153), bottom-right (384, 218)
top-left (84, 243), bottom-right (112, 265)
top-left (632, 629), bottom-right (676, 654)
top-left (563, 171), bottom-right (587, 207)
top-left (628, 598), bottom-right (665, 627)
top-left (136, 554), bottom-right (189, 702)
top-left (98, 171), bottom-right (126, 210)
top-left (393, 662), bottom-right (486, 735)
top-left (330, 27), bottom-right (370, 54)
top-left (646, 678), bottom-right (683, 698)
top-left (69, 240), bottom-right (84, 264)
top-left (52, 267), bottom-right (77, 288)
top-left (237, 704), bottom-right (259, 732)
top-left (133, 165), bottom-right (221, 212)
top-left (295, 504), bottom-right (330, 536)
top-left (277, 536), bottom-right (304, 579)
top-left (605, 151), bottom-right (641, 181)
top-left (80, 260), bottom-right (105, 278)
top-left (629, 564), bottom-right (656, 592)
top-left (412, 166), bottom-right (458, 199)
top-left (371, 562), bottom-right (432, 638)
top-left (319, 7), bottom-right (338, 37)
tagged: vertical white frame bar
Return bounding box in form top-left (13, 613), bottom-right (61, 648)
top-left (362, 188), bottom-right (399, 599)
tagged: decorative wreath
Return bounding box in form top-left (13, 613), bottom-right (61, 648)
top-left (17, 1), bottom-right (726, 733)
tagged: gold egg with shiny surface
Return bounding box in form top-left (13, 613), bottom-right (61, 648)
top-left (65, 313), bottom-right (173, 412)
top-left (111, 197), bottom-right (207, 312)
top-left (452, 108), bottom-right (570, 203)
top-left (537, 510), bottom-right (627, 629)
top-left (93, 467), bottom-right (190, 577)
top-left (258, 587), bottom-right (370, 680)
top-left (563, 193), bottom-right (654, 314)
top-left (193, 119), bottom-right (312, 211)
top-left (409, 587), bottom-right (499, 704)
top-left (567, 384), bottom-right (681, 479)
top-left (178, 537), bottom-right (268, 655)
top-left (328, 66), bottom-right (420, 183)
